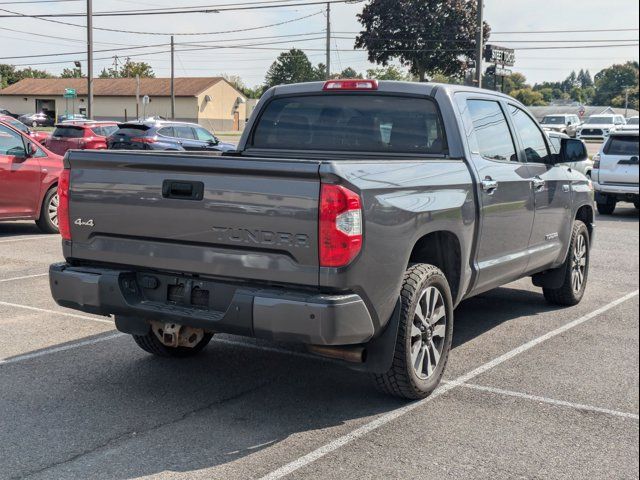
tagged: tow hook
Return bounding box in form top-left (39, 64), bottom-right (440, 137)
top-left (150, 321), bottom-right (205, 348)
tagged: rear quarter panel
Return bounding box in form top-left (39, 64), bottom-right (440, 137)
top-left (319, 159), bottom-right (476, 332)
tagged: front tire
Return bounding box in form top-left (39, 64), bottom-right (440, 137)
top-left (35, 186), bottom-right (59, 234)
top-left (373, 264), bottom-right (454, 400)
top-left (597, 200), bottom-right (616, 215)
top-left (543, 221), bottom-right (590, 306)
top-left (133, 331), bottom-right (214, 358)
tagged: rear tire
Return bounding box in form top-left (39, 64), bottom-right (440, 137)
top-left (373, 264), bottom-right (454, 400)
top-left (35, 186), bottom-right (59, 234)
top-left (133, 331), bottom-right (214, 358)
top-left (543, 221), bottom-right (590, 306)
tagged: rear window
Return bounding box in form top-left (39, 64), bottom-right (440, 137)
top-left (91, 125), bottom-right (118, 137)
top-left (114, 125), bottom-right (151, 136)
top-left (251, 95), bottom-right (447, 154)
top-left (604, 136), bottom-right (640, 156)
top-left (52, 127), bottom-right (84, 138)
top-left (542, 116), bottom-right (565, 125)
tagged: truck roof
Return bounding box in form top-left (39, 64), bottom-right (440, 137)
top-left (268, 80), bottom-right (515, 101)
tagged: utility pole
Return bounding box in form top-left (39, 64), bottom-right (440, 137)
top-left (170, 36), bottom-right (176, 120)
top-left (325, 2), bottom-right (331, 80)
top-left (475, 0), bottom-right (484, 88)
top-left (87, 0), bottom-right (94, 119)
top-left (136, 74), bottom-right (140, 119)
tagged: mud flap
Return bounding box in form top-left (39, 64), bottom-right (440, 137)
top-left (349, 298), bottom-right (401, 375)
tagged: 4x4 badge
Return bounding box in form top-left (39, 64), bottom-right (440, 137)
top-left (74, 218), bottom-right (95, 227)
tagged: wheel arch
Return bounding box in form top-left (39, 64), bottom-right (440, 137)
top-left (408, 230), bottom-right (462, 305)
top-left (575, 203), bottom-right (594, 241)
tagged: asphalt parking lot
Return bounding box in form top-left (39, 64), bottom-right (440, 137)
top-left (1, 203), bottom-right (638, 480)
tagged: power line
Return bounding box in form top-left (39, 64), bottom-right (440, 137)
top-left (335, 27), bottom-right (640, 35)
top-left (0, 0), bottom-right (80, 3)
top-left (0, 0), bottom-right (358, 17)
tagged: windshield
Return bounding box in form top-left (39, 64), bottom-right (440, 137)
top-left (585, 116), bottom-right (614, 125)
top-left (252, 95), bottom-right (447, 154)
top-left (627, 118), bottom-right (639, 125)
top-left (541, 116), bottom-right (566, 125)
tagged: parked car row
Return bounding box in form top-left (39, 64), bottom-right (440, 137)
top-left (540, 113), bottom-right (638, 141)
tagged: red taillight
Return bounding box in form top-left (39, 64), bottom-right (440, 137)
top-left (323, 79), bottom-right (378, 91)
top-left (131, 136), bottom-right (157, 144)
top-left (58, 169), bottom-right (71, 241)
top-left (319, 184), bottom-right (363, 268)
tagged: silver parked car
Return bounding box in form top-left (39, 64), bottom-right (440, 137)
top-left (540, 114), bottom-right (582, 138)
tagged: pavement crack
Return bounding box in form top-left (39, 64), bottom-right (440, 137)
top-left (15, 376), bottom-right (278, 480)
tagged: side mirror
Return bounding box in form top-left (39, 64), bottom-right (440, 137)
top-left (557, 138), bottom-right (588, 164)
top-left (28, 143), bottom-right (37, 156)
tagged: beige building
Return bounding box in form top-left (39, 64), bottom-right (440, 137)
top-left (0, 77), bottom-right (247, 131)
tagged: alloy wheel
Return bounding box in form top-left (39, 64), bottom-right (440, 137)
top-left (410, 286), bottom-right (447, 380)
top-left (571, 232), bottom-right (587, 293)
top-left (48, 193), bottom-right (59, 227)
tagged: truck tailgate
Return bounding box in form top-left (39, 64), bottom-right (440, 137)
top-left (65, 151), bottom-right (321, 286)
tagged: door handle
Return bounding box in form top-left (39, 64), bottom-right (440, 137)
top-left (481, 177), bottom-right (499, 195)
top-left (532, 177), bottom-right (546, 192)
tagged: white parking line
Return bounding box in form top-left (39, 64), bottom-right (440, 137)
top-left (259, 289), bottom-right (639, 480)
top-left (0, 301), bottom-right (113, 324)
top-left (0, 273), bottom-right (48, 283)
top-left (457, 382), bottom-right (639, 421)
top-left (0, 333), bottom-right (125, 366)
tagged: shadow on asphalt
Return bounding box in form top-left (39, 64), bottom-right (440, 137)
top-left (1, 286), bottom-right (567, 480)
top-left (0, 222), bottom-right (53, 239)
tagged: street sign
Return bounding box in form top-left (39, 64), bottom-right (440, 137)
top-left (142, 95), bottom-right (150, 105)
top-left (63, 88), bottom-right (77, 99)
top-left (484, 45), bottom-right (516, 67)
top-left (578, 106), bottom-right (586, 118)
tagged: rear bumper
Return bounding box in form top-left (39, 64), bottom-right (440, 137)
top-left (593, 181), bottom-right (639, 197)
top-left (49, 263), bottom-right (375, 346)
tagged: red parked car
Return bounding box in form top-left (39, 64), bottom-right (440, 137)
top-left (0, 120), bottom-right (63, 233)
top-left (47, 121), bottom-right (119, 156)
top-left (0, 115), bottom-right (51, 146)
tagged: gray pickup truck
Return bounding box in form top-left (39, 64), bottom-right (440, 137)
top-left (50, 81), bottom-right (595, 399)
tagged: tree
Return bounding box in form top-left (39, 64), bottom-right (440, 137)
top-left (501, 72), bottom-right (528, 95)
top-left (338, 67), bottom-right (363, 79)
top-left (265, 49), bottom-right (319, 87)
top-left (577, 69), bottom-right (593, 88)
top-left (511, 88), bottom-right (547, 106)
top-left (61, 67), bottom-right (83, 78)
top-left (1, 64), bottom-right (52, 88)
top-left (594, 61), bottom-right (639, 106)
top-left (355, 0), bottom-right (490, 82)
top-left (366, 66), bottom-right (411, 81)
top-left (99, 58), bottom-right (155, 78)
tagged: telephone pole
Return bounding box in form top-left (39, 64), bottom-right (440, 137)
top-left (170, 36), bottom-right (176, 120)
top-left (325, 2), bottom-right (331, 80)
top-left (87, 0), bottom-right (94, 118)
top-left (475, 0), bottom-right (484, 88)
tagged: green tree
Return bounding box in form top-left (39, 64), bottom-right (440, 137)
top-left (511, 88), bottom-right (547, 106)
top-left (355, 0), bottom-right (490, 81)
top-left (338, 67), bottom-right (363, 79)
top-left (501, 72), bottom-right (528, 95)
top-left (61, 67), bottom-right (83, 78)
top-left (265, 49), bottom-right (319, 87)
top-left (577, 69), bottom-right (593, 88)
top-left (366, 65), bottom-right (411, 81)
top-left (594, 61), bottom-right (639, 106)
top-left (99, 58), bottom-right (155, 78)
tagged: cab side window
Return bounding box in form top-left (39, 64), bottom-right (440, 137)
top-left (465, 100), bottom-right (519, 162)
top-left (509, 106), bottom-right (551, 164)
top-left (0, 125), bottom-right (27, 157)
top-left (194, 127), bottom-right (216, 143)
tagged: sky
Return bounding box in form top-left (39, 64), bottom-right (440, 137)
top-left (0, 0), bottom-right (638, 88)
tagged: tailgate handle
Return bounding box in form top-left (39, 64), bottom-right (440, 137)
top-left (162, 180), bottom-right (204, 201)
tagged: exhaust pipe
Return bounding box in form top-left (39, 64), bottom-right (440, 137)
top-left (306, 345), bottom-right (365, 364)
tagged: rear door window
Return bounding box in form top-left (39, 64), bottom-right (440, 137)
top-left (158, 127), bottom-right (175, 137)
top-left (604, 136), bottom-right (640, 156)
top-left (509, 106), bottom-right (551, 164)
top-left (174, 126), bottom-right (196, 140)
top-left (251, 95), bottom-right (447, 154)
top-left (465, 99), bottom-right (518, 162)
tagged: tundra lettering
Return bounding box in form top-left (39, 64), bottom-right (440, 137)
top-left (49, 81), bottom-right (595, 400)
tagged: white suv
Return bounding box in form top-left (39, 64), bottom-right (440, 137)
top-left (592, 131), bottom-right (639, 214)
top-left (577, 114), bottom-right (626, 141)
